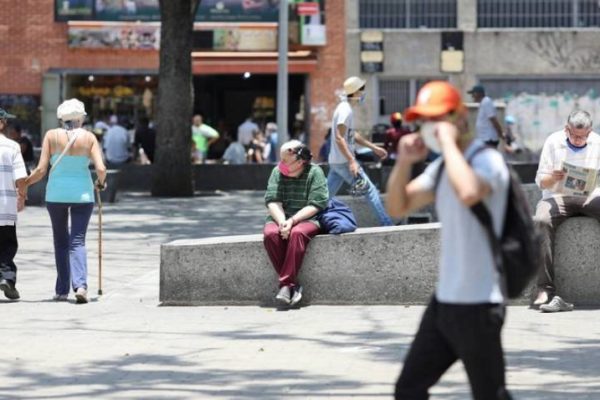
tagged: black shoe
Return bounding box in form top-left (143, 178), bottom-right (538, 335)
top-left (0, 279), bottom-right (20, 300)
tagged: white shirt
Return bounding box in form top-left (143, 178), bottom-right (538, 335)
top-left (415, 140), bottom-right (510, 304)
top-left (328, 99), bottom-right (355, 164)
top-left (0, 134), bottom-right (27, 226)
top-left (475, 96), bottom-right (499, 142)
top-left (536, 130), bottom-right (600, 199)
top-left (103, 124), bottom-right (131, 163)
top-left (237, 119), bottom-right (259, 146)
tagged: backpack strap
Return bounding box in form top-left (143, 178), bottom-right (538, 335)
top-left (433, 145), bottom-right (489, 191)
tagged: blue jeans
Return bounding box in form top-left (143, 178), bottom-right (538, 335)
top-left (46, 202), bottom-right (94, 295)
top-left (327, 163), bottom-right (393, 226)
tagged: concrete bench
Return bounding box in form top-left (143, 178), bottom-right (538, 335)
top-left (160, 225), bottom-right (440, 306)
top-left (160, 213), bottom-right (600, 306)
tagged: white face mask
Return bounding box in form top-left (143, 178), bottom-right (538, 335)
top-left (419, 122), bottom-right (441, 153)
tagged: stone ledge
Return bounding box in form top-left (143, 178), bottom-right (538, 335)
top-left (160, 214), bottom-right (600, 306)
top-left (160, 224), bottom-right (441, 306)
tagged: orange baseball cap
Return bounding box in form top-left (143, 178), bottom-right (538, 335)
top-left (404, 81), bottom-right (464, 122)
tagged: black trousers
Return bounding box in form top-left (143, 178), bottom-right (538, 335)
top-left (0, 225), bottom-right (18, 284)
top-left (395, 297), bottom-right (512, 400)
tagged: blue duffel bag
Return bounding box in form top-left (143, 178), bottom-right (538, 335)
top-left (317, 198), bottom-right (358, 234)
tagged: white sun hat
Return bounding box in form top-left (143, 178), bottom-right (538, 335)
top-left (343, 76), bottom-right (366, 96)
top-left (56, 98), bottom-right (87, 121)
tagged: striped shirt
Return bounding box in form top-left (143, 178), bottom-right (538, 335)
top-left (264, 164), bottom-right (329, 226)
top-left (0, 134), bottom-right (27, 226)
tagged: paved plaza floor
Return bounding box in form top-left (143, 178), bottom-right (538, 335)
top-left (1, 192), bottom-right (599, 399)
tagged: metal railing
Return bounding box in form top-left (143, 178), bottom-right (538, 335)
top-left (359, 0), bottom-right (458, 29)
top-left (478, 0), bottom-right (600, 28)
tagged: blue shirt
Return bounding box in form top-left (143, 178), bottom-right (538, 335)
top-left (46, 154), bottom-right (94, 203)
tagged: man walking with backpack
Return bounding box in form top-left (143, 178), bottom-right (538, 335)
top-left (386, 81), bottom-right (513, 400)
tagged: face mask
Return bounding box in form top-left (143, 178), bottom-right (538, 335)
top-left (359, 93), bottom-right (366, 105)
top-left (420, 122), bottom-right (442, 153)
top-left (278, 161), bottom-right (291, 176)
top-left (278, 160), bottom-right (303, 177)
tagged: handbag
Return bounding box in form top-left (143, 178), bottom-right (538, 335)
top-left (50, 129), bottom-right (80, 173)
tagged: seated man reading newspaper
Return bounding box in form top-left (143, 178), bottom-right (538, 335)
top-left (533, 110), bottom-right (600, 312)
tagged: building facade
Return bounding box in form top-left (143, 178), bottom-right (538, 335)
top-left (349, 0), bottom-right (600, 151)
top-left (0, 0), bottom-right (345, 157)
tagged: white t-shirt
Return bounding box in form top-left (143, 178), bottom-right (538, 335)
top-left (536, 130), bottom-right (600, 199)
top-left (0, 134), bottom-right (27, 226)
top-left (328, 99), bottom-right (355, 164)
top-left (475, 96), bottom-right (498, 142)
top-left (414, 140), bottom-right (510, 304)
top-left (237, 119), bottom-right (259, 146)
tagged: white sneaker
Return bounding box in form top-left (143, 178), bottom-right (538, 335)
top-left (540, 296), bottom-right (574, 313)
top-left (75, 288), bottom-right (88, 304)
top-left (275, 286), bottom-right (291, 305)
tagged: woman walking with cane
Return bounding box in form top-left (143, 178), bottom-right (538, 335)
top-left (26, 99), bottom-right (106, 303)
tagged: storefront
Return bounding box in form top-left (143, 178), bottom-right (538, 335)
top-left (1, 0), bottom-right (343, 157)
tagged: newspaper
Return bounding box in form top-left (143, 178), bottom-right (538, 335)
top-left (559, 161), bottom-right (600, 196)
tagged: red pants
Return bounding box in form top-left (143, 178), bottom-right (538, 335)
top-left (263, 221), bottom-right (320, 288)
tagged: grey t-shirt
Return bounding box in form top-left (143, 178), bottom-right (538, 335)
top-left (475, 96), bottom-right (498, 142)
top-left (414, 140), bottom-right (510, 304)
top-left (328, 99), bottom-right (355, 164)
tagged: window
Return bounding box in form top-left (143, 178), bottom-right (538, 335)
top-left (378, 78), bottom-right (443, 117)
top-left (359, 0), bottom-right (457, 29)
top-left (478, 0), bottom-right (600, 28)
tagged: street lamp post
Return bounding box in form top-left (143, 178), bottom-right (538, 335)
top-left (276, 0), bottom-right (289, 155)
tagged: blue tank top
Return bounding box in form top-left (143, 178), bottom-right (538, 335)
top-left (46, 154), bottom-right (94, 203)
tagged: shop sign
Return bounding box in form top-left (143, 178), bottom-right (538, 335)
top-left (213, 28), bottom-right (277, 51)
top-left (77, 86), bottom-right (135, 98)
top-left (56, 0), bottom-right (279, 23)
top-left (296, 2), bottom-right (319, 16)
top-left (360, 31), bottom-right (384, 73)
top-left (294, 0), bottom-right (326, 46)
top-left (68, 25), bottom-right (160, 50)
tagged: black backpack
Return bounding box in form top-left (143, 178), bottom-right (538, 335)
top-left (435, 147), bottom-right (541, 299)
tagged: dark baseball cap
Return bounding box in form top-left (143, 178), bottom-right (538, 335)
top-left (0, 108), bottom-right (16, 119)
top-left (467, 85), bottom-right (485, 95)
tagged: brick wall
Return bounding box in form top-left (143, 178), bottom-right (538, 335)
top-left (0, 0), bottom-right (158, 95)
top-left (308, 0), bottom-right (345, 158)
top-left (0, 0), bottom-right (343, 155)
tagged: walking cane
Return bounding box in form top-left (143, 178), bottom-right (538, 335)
top-left (96, 188), bottom-right (103, 296)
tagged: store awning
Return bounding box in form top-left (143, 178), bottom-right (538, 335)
top-left (191, 51), bottom-right (318, 74)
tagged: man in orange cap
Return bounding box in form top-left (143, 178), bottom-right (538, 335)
top-left (384, 112), bottom-right (411, 164)
top-left (386, 81), bottom-right (512, 400)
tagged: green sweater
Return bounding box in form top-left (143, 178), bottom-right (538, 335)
top-left (264, 164), bottom-right (329, 226)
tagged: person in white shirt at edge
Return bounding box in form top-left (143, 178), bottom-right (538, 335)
top-left (468, 85), bottom-right (504, 148)
top-left (386, 81), bottom-right (512, 400)
top-left (237, 116), bottom-right (259, 148)
top-left (531, 110), bottom-right (599, 312)
top-left (0, 107), bottom-right (27, 300)
top-left (103, 115), bottom-right (131, 167)
top-left (327, 76), bottom-right (393, 226)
